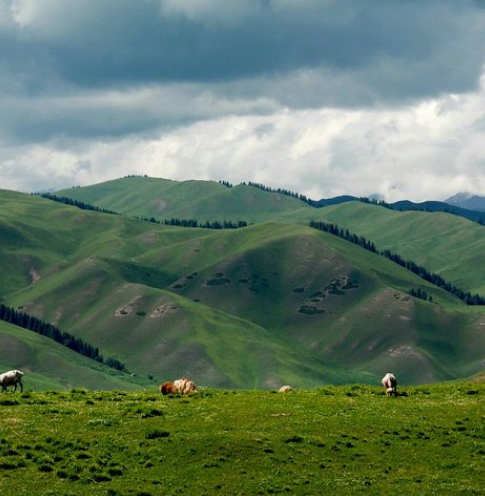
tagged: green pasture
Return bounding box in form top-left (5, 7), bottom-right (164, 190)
top-left (0, 384), bottom-right (484, 495)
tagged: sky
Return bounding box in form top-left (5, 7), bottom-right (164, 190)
top-left (2, 0), bottom-right (485, 202)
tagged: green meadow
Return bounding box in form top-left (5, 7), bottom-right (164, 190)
top-left (1, 384), bottom-right (484, 496)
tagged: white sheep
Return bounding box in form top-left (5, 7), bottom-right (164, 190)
top-left (0, 370), bottom-right (24, 392)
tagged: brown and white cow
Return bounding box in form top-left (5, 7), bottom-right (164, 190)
top-left (159, 378), bottom-right (197, 396)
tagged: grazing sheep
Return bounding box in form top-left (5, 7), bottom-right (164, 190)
top-left (278, 385), bottom-right (293, 393)
top-left (0, 370), bottom-right (24, 393)
top-left (381, 373), bottom-right (397, 397)
top-left (159, 378), bottom-right (197, 396)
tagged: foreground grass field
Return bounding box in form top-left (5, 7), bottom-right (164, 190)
top-left (1, 384), bottom-right (484, 495)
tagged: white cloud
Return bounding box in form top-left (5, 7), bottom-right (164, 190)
top-left (3, 70), bottom-right (485, 202)
top-left (8, 0), bottom-right (39, 27)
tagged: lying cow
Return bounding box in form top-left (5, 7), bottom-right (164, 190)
top-left (0, 370), bottom-right (24, 393)
top-left (159, 377), bottom-right (197, 396)
top-left (381, 372), bottom-right (397, 397)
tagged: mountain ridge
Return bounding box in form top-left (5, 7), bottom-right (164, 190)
top-left (446, 192), bottom-right (485, 212)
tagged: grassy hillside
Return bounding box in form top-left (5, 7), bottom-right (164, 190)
top-left (0, 320), bottom-right (148, 390)
top-left (57, 177), bottom-right (485, 298)
top-left (0, 192), bottom-right (348, 387)
top-left (1, 384), bottom-right (484, 495)
top-left (57, 176), bottom-right (314, 223)
top-left (320, 201), bottom-right (485, 296)
top-left (3, 187), bottom-right (485, 388)
top-left (0, 188), bottom-right (211, 299)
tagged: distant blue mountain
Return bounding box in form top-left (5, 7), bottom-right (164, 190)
top-left (389, 200), bottom-right (485, 223)
top-left (305, 194), bottom-right (485, 223)
top-left (310, 195), bottom-right (359, 207)
top-left (446, 193), bottom-right (485, 213)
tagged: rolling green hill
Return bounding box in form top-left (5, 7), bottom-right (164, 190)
top-left (58, 176), bottom-right (485, 297)
top-left (57, 176), bottom-right (315, 223)
top-left (320, 201), bottom-right (485, 296)
top-left (2, 186), bottom-right (485, 389)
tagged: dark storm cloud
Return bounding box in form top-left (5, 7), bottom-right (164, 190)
top-left (1, 0), bottom-right (485, 145)
top-left (3, 0), bottom-right (485, 92)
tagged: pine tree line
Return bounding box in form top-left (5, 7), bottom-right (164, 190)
top-left (138, 216), bottom-right (249, 229)
top-left (408, 288), bottom-right (432, 302)
top-left (243, 181), bottom-right (321, 207)
top-left (0, 304), bottom-right (128, 372)
top-left (309, 220), bottom-right (485, 306)
top-left (38, 193), bottom-right (248, 230)
top-left (35, 193), bottom-right (119, 216)
top-left (310, 221), bottom-right (379, 253)
top-left (359, 197), bottom-right (392, 209)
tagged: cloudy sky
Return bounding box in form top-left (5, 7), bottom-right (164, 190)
top-left (2, 0), bottom-right (485, 201)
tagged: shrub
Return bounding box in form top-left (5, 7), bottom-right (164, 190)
top-left (140, 408), bottom-right (163, 419)
top-left (284, 435), bottom-right (304, 444)
top-left (298, 306), bottom-right (324, 315)
top-left (146, 430), bottom-right (170, 440)
top-left (38, 464), bottom-right (54, 472)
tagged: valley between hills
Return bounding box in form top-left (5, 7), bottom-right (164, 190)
top-left (2, 176), bottom-right (485, 390)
